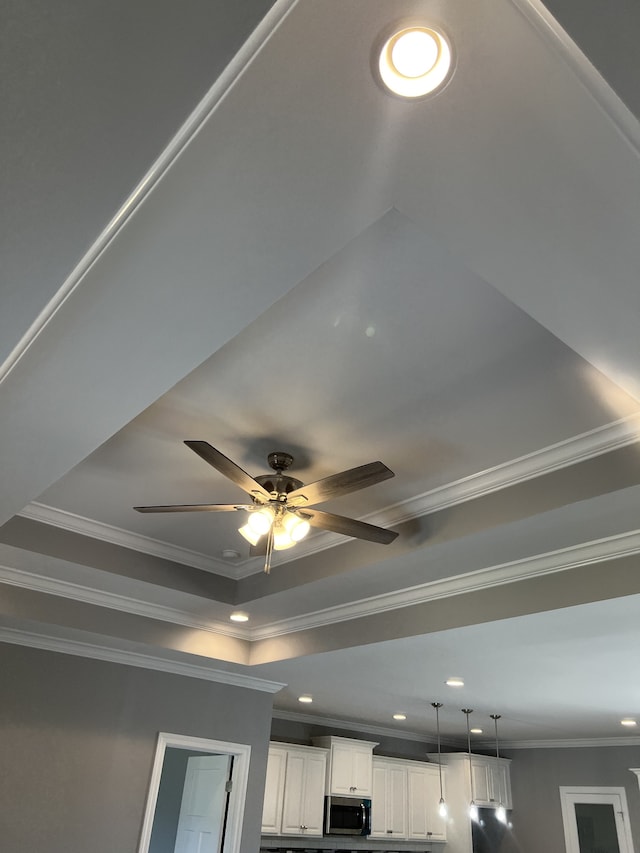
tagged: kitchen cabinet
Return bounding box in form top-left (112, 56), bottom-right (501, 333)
top-left (407, 763), bottom-right (447, 842)
top-left (261, 743), bottom-right (327, 837)
top-left (370, 756), bottom-right (447, 842)
top-left (312, 736), bottom-right (378, 796)
top-left (370, 758), bottom-right (408, 839)
top-left (261, 745), bottom-right (287, 834)
top-left (471, 756), bottom-right (512, 808)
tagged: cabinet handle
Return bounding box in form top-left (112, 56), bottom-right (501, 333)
top-left (387, 829), bottom-right (393, 834)
top-left (427, 832), bottom-right (433, 836)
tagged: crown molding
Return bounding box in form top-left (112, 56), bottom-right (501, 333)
top-left (510, 0), bottom-right (640, 164)
top-left (18, 414), bottom-right (640, 577)
top-left (0, 0), bottom-right (299, 386)
top-left (499, 736), bottom-right (640, 749)
top-left (0, 625), bottom-right (285, 692)
top-left (271, 708), bottom-right (461, 748)
top-left (0, 563), bottom-right (251, 639)
top-left (4, 526), bottom-right (640, 643)
top-left (17, 502), bottom-right (243, 578)
top-left (251, 527), bottom-right (640, 639)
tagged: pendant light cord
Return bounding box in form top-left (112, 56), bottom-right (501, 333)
top-left (463, 709), bottom-right (474, 802)
top-left (491, 714), bottom-right (501, 758)
top-left (432, 702), bottom-right (444, 799)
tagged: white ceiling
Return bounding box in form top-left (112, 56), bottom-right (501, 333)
top-left (2, 0), bottom-right (640, 747)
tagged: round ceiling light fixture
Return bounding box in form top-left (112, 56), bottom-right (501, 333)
top-left (378, 25), bottom-right (452, 98)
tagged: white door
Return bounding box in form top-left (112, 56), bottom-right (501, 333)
top-left (174, 754), bottom-right (232, 853)
top-left (560, 787), bottom-right (634, 853)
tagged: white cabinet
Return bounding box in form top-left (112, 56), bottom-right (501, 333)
top-left (370, 757), bottom-right (447, 843)
top-left (407, 763), bottom-right (447, 842)
top-left (370, 759), bottom-right (407, 839)
top-left (261, 746), bottom-right (287, 834)
top-left (261, 743), bottom-right (327, 837)
top-left (280, 747), bottom-right (327, 836)
top-left (312, 736), bottom-right (378, 796)
top-left (471, 756), bottom-right (511, 808)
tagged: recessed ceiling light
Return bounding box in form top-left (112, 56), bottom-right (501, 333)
top-left (445, 677), bottom-right (464, 687)
top-left (393, 713), bottom-right (407, 721)
top-left (378, 26), bottom-right (453, 98)
top-left (298, 695), bottom-right (313, 704)
top-left (621, 718), bottom-right (637, 727)
top-left (229, 611), bottom-right (249, 623)
top-left (470, 728), bottom-right (483, 734)
top-left (221, 548), bottom-right (241, 560)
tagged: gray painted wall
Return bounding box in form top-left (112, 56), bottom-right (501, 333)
top-left (0, 643), bottom-right (274, 853)
top-left (501, 746), bottom-right (640, 853)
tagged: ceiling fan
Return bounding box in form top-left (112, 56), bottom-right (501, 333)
top-left (134, 442), bottom-right (398, 573)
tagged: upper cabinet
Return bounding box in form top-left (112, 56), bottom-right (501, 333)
top-left (261, 743), bottom-right (327, 837)
top-left (407, 762), bottom-right (448, 842)
top-left (370, 758), bottom-right (408, 839)
top-left (471, 756), bottom-right (512, 809)
top-left (312, 736), bottom-right (378, 796)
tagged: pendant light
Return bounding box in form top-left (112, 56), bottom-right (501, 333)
top-left (490, 714), bottom-right (507, 824)
top-left (431, 702), bottom-right (447, 818)
top-left (462, 709), bottom-right (478, 822)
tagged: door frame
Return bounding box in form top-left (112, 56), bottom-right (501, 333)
top-left (138, 732), bottom-right (251, 853)
top-left (559, 785), bottom-right (634, 853)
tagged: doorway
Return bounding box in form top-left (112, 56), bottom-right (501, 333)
top-left (138, 733), bottom-right (251, 853)
top-left (559, 786), bottom-right (634, 853)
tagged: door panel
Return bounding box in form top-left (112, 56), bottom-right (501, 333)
top-left (560, 787), bottom-right (634, 853)
top-left (174, 754), bottom-right (232, 853)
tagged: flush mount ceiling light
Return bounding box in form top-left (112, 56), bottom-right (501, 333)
top-left (621, 718), bottom-right (637, 727)
top-left (298, 695), bottom-right (313, 704)
top-left (393, 713), bottom-right (407, 721)
top-left (378, 25), bottom-right (452, 98)
top-left (446, 677), bottom-right (464, 688)
top-left (470, 728), bottom-right (483, 735)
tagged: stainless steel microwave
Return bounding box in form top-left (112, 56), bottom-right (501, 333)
top-left (324, 795), bottom-right (372, 836)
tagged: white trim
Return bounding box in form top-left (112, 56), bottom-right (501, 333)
top-left (483, 736), bottom-right (640, 750)
top-left (0, 625), bottom-right (285, 692)
top-left (250, 528), bottom-right (640, 640)
top-left (17, 413), bottom-right (640, 577)
top-left (630, 769), bottom-right (640, 786)
top-left (271, 709), bottom-right (459, 748)
top-left (510, 0), bottom-right (640, 163)
top-left (17, 502), bottom-right (246, 577)
top-left (0, 563), bottom-right (251, 638)
top-left (138, 732), bottom-right (251, 853)
top-left (0, 0), bottom-right (299, 387)
top-left (4, 527), bottom-right (640, 643)
top-left (559, 786), bottom-right (634, 853)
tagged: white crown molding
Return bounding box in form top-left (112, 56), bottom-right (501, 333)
top-left (4, 526), bottom-right (640, 643)
top-left (498, 736), bottom-right (640, 749)
top-left (251, 527), bottom-right (640, 639)
top-left (0, 0), bottom-right (299, 386)
top-left (271, 708), bottom-right (461, 748)
top-left (510, 0), bottom-right (640, 163)
top-left (0, 563), bottom-right (251, 638)
top-left (0, 625), bottom-right (285, 692)
top-left (18, 414), bottom-right (640, 577)
top-left (17, 502), bottom-right (243, 578)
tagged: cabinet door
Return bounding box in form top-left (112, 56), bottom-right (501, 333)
top-left (352, 746), bottom-right (374, 795)
top-left (261, 747), bottom-right (287, 834)
top-left (407, 766), bottom-right (429, 840)
top-left (370, 763), bottom-right (388, 837)
top-left (281, 752), bottom-right (307, 835)
top-left (301, 753), bottom-right (326, 835)
top-left (387, 764), bottom-right (408, 838)
top-left (471, 759), bottom-right (492, 805)
top-left (422, 766), bottom-right (447, 842)
top-left (490, 761), bottom-right (511, 809)
top-left (330, 743), bottom-right (357, 794)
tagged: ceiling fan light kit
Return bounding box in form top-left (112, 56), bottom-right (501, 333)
top-left (134, 441), bottom-right (398, 573)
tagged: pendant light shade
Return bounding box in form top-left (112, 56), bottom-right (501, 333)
top-left (431, 702), bottom-right (447, 818)
top-left (462, 709), bottom-right (478, 821)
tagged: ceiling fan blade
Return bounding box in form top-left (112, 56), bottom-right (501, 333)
top-left (303, 508), bottom-right (398, 544)
top-left (184, 441), bottom-right (271, 500)
top-left (134, 503), bottom-right (252, 513)
top-left (287, 461), bottom-right (394, 506)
